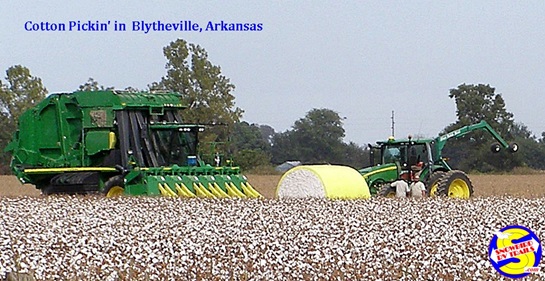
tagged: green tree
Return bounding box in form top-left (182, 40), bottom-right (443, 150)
top-left (292, 108), bottom-right (346, 163)
top-left (442, 84), bottom-right (519, 172)
top-left (448, 83), bottom-right (514, 136)
top-left (271, 130), bottom-right (297, 164)
top-left (124, 86), bottom-right (140, 92)
top-left (229, 121), bottom-right (272, 171)
top-left (271, 109), bottom-right (368, 168)
top-left (507, 123), bottom-right (545, 170)
top-left (271, 108), bottom-right (366, 166)
top-left (0, 65), bottom-right (48, 172)
top-left (232, 149), bottom-right (271, 172)
top-left (258, 124), bottom-right (275, 145)
top-left (342, 141), bottom-right (370, 169)
top-left (152, 39), bottom-right (243, 143)
top-left (231, 121), bottom-right (269, 152)
top-left (78, 77), bottom-right (113, 91)
top-left (0, 110), bottom-right (14, 173)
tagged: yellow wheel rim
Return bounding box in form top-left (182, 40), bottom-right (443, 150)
top-left (448, 179), bottom-right (470, 198)
top-left (429, 183), bottom-right (439, 197)
top-left (106, 186), bottom-right (124, 197)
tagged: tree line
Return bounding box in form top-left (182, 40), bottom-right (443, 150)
top-left (228, 83), bottom-right (545, 173)
top-left (1, 39), bottom-right (545, 173)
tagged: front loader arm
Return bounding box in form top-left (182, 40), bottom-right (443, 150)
top-left (434, 120), bottom-right (515, 159)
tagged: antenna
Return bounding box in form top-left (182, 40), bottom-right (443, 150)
top-left (391, 110), bottom-right (395, 137)
top-left (417, 120), bottom-right (423, 140)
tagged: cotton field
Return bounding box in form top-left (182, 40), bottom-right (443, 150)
top-left (1, 196), bottom-right (544, 280)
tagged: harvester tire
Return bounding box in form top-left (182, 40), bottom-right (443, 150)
top-left (435, 170), bottom-right (473, 198)
top-left (103, 175), bottom-right (125, 197)
top-left (426, 171), bottom-right (446, 197)
top-left (378, 183), bottom-right (397, 198)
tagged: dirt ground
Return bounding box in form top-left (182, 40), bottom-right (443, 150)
top-left (1, 174), bottom-right (545, 198)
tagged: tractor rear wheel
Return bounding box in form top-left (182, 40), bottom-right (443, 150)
top-left (426, 171), bottom-right (446, 197)
top-left (103, 175), bottom-right (125, 197)
top-left (378, 183), bottom-right (397, 198)
top-left (435, 170), bottom-right (473, 198)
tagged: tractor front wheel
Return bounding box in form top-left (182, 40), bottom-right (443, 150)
top-left (426, 171), bottom-right (446, 197)
top-left (369, 181), bottom-right (385, 196)
top-left (103, 175), bottom-right (125, 197)
top-left (436, 170), bottom-right (473, 198)
top-left (378, 183), bottom-right (397, 198)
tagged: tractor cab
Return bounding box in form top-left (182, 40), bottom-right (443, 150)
top-left (362, 136), bottom-right (434, 194)
top-left (148, 123), bottom-right (204, 167)
top-left (375, 136), bottom-right (433, 174)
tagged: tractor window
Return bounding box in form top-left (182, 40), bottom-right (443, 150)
top-left (383, 146), bottom-right (405, 164)
top-left (408, 144), bottom-right (429, 166)
top-left (382, 143), bottom-right (430, 167)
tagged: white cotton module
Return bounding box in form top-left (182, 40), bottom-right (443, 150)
top-left (276, 169), bottom-right (326, 198)
top-left (276, 165), bottom-right (371, 199)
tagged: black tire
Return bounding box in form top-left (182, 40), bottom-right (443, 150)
top-left (436, 170), bottom-right (474, 198)
top-left (41, 186), bottom-right (54, 196)
top-left (102, 175), bottom-right (125, 197)
top-left (509, 142), bottom-right (519, 153)
top-left (378, 183), bottom-right (397, 197)
top-left (425, 171), bottom-right (446, 197)
top-left (490, 143), bottom-right (501, 153)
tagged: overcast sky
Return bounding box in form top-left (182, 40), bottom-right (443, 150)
top-left (2, 1), bottom-right (544, 145)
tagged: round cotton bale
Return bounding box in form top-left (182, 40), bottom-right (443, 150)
top-left (276, 165), bottom-right (371, 199)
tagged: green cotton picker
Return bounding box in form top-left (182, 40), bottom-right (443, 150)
top-left (5, 90), bottom-right (261, 198)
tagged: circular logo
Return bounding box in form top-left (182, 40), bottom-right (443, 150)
top-left (489, 225), bottom-right (542, 278)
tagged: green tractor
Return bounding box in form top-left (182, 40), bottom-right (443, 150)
top-left (5, 90), bottom-right (261, 198)
top-left (360, 121), bottom-right (518, 198)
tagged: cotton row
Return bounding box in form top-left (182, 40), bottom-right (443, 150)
top-left (0, 196), bottom-right (544, 280)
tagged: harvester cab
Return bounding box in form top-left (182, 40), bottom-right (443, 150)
top-left (360, 120), bottom-right (518, 198)
top-left (6, 90), bottom-right (262, 198)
